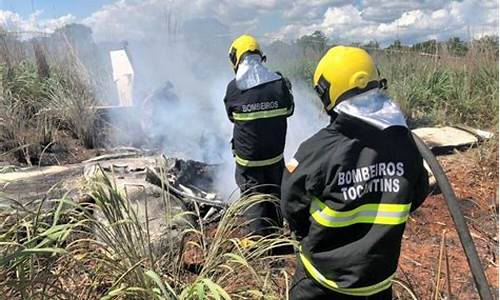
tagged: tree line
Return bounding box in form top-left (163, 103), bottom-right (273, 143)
top-left (267, 30), bottom-right (499, 60)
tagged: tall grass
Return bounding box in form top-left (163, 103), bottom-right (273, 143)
top-left (0, 168), bottom-right (295, 299)
top-left (0, 195), bottom-right (87, 298)
top-left (0, 29), bottom-right (102, 165)
top-left (0, 62), bottom-right (55, 164)
top-left (43, 68), bottom-right (98, 148)
top-left (271, 45), bottom-right (498, 129)
top-left (373, 48), bottom-right (499, 128)
top-left (0, 62), bottom-right (98, 165)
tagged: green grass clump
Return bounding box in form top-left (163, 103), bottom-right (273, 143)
top-left (374, 50), bottom-right (499, 128)
top-left (272, 46), bottom-right (498, 129)
top-left (0, 62), bottom-right (97, 165)
top-left (0, 168), bottom-right (296, 299)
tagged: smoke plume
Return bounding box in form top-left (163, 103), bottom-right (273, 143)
top-left (103, 20), bottom-right (327, 201)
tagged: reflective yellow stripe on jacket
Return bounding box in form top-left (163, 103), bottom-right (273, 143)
top-left (310, 197), bottom-right (411, 228)
top-left (232, 107), bottom-right (292, 121)
top-left (299, 250), bottom-right (395, 296)
top-left (235, 153), bottom-right (283, 167)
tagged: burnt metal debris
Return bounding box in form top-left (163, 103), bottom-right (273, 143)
top-left (145, 156), bottom-right (227, 223)
top-left (1, 151), bottom-right (227, 226)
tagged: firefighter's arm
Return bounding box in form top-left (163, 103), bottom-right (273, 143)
top-left (282, 76), bottom-right (295, 117)
top-left (286, 87), bottom-right (295, 117)
top-left (281, 165), bottom-right (310, 239)
top-left (411, 159), bottom-right (430, 212)
top-left (223, 90), bottom-right (234, 123)
top-left (281, 152), bottom-right (322, 239)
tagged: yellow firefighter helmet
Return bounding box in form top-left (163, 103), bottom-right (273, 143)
top-left (228, 34), bottom-right (262, 71)
top-left (313, 46), bottom-right (383, 111)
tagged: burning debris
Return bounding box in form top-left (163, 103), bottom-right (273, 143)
top-left (79, 153), bottom-right (229, 256)
top-left (83, 153), bottom-right (227, 224)
top-left (1, 150), bottom-right (227, 228)
top-left (145, 156), bottom-right (227, 222)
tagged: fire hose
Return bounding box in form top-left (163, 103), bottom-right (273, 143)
top-left (412, 133), bottom-right (493, 300)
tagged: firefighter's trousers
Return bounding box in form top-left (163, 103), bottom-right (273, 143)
top-left (235, 160), bottom-right (284, 236)
top-left (290, 257), bottom-right (393, 300)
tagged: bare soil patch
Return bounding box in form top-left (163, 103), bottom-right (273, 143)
top-left (400, 150), bottom-right (498, 299)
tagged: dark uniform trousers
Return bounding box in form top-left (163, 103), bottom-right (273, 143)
top-left (235, 160), bottom-right (285, 236)
top-left (290, 258), bottom-right (392, 300)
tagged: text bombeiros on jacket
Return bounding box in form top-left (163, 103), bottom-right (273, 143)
top-left (241, 100), bottom-right (279, 112)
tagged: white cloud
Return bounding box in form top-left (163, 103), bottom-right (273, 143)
top-left (282, 0), bottom-right (351, 22)
top-left (82, 0), bottom-right (268, 41)
top-left (275, 0), bottom-right (498, 45)
top-left (0, 10), bottom-right (75, 36)
top-left (360, 0), bottom-right (446, 23)
top-left (0, 0), bottom-right (497, 45)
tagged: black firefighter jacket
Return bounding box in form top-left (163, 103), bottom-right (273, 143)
top-left (281, 109), bottom-right (429, 296)
top-left (223, 77), bottom-right (294, 167)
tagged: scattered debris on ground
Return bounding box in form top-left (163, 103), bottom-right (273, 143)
top-left (0, 126), bottom-right (496, 299)
top-left (413, 126), bottom-right (493, 152)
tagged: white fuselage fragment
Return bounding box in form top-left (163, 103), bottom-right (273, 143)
top-left (110, 50), bottom-right (134, 106)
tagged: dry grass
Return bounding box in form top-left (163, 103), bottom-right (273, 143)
top-left (0, 32), bottom-right (100, 165)
top-left (373, 46), bottom-right (498, 129)
top-left (0, 30), bottom-right (498, 299)
top-left (0, 168), bottom-right (296, 299)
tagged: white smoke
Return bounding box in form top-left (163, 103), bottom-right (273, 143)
top-left (104, 28), bottom-right (327, 202)
top-left (285, 81), bottom-right (329, 161)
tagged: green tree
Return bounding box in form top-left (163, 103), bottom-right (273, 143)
top-left (296, 30), bottom-right (328, 57)
top-left (387, 39), bottom-right (406, 50)
top-left (412, 39), bottom-right (437, 54)
top-left (363, 40), bottom-right (380, 49)
top-left (446, 37), bottom-right (468, 56)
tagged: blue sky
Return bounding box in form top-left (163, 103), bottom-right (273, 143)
top-left (0, 0), bottom-right (113, 18)
top-left (1, 0), bottom-right (365, 18)
top-left (0, 0), bottom-right (497, 45)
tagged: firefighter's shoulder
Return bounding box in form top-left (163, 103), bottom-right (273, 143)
top-left (225, 79), bottom-right (237, 94)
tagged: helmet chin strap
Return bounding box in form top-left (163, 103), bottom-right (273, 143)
top-left (314, 75), bottom-right (332, 109)
top-left (379, 78), bottom-right (388, 90)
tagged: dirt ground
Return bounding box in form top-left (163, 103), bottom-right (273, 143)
top-left (399, 150), bottom-right (498, 299)
top-left (0, 132), bottom-right (100, 168)
top-left (269, 148), bottom-right (499, 299)
top-left (2, 135), bottom-right (498, 299)
top-left (180, 148), bottom-right (499, 299)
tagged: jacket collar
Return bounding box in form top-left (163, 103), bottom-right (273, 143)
top-left (329, 90), bottom-right (408, 138)
top-left (235, 54), bottom-right (281, 90)
top-left (334, 89), bottom-right (407, 130)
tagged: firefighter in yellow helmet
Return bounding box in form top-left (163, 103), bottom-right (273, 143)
top-left (223, 34), bottom-right (294, 236)
top-left (281, 46), bottom-right (429, 299)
